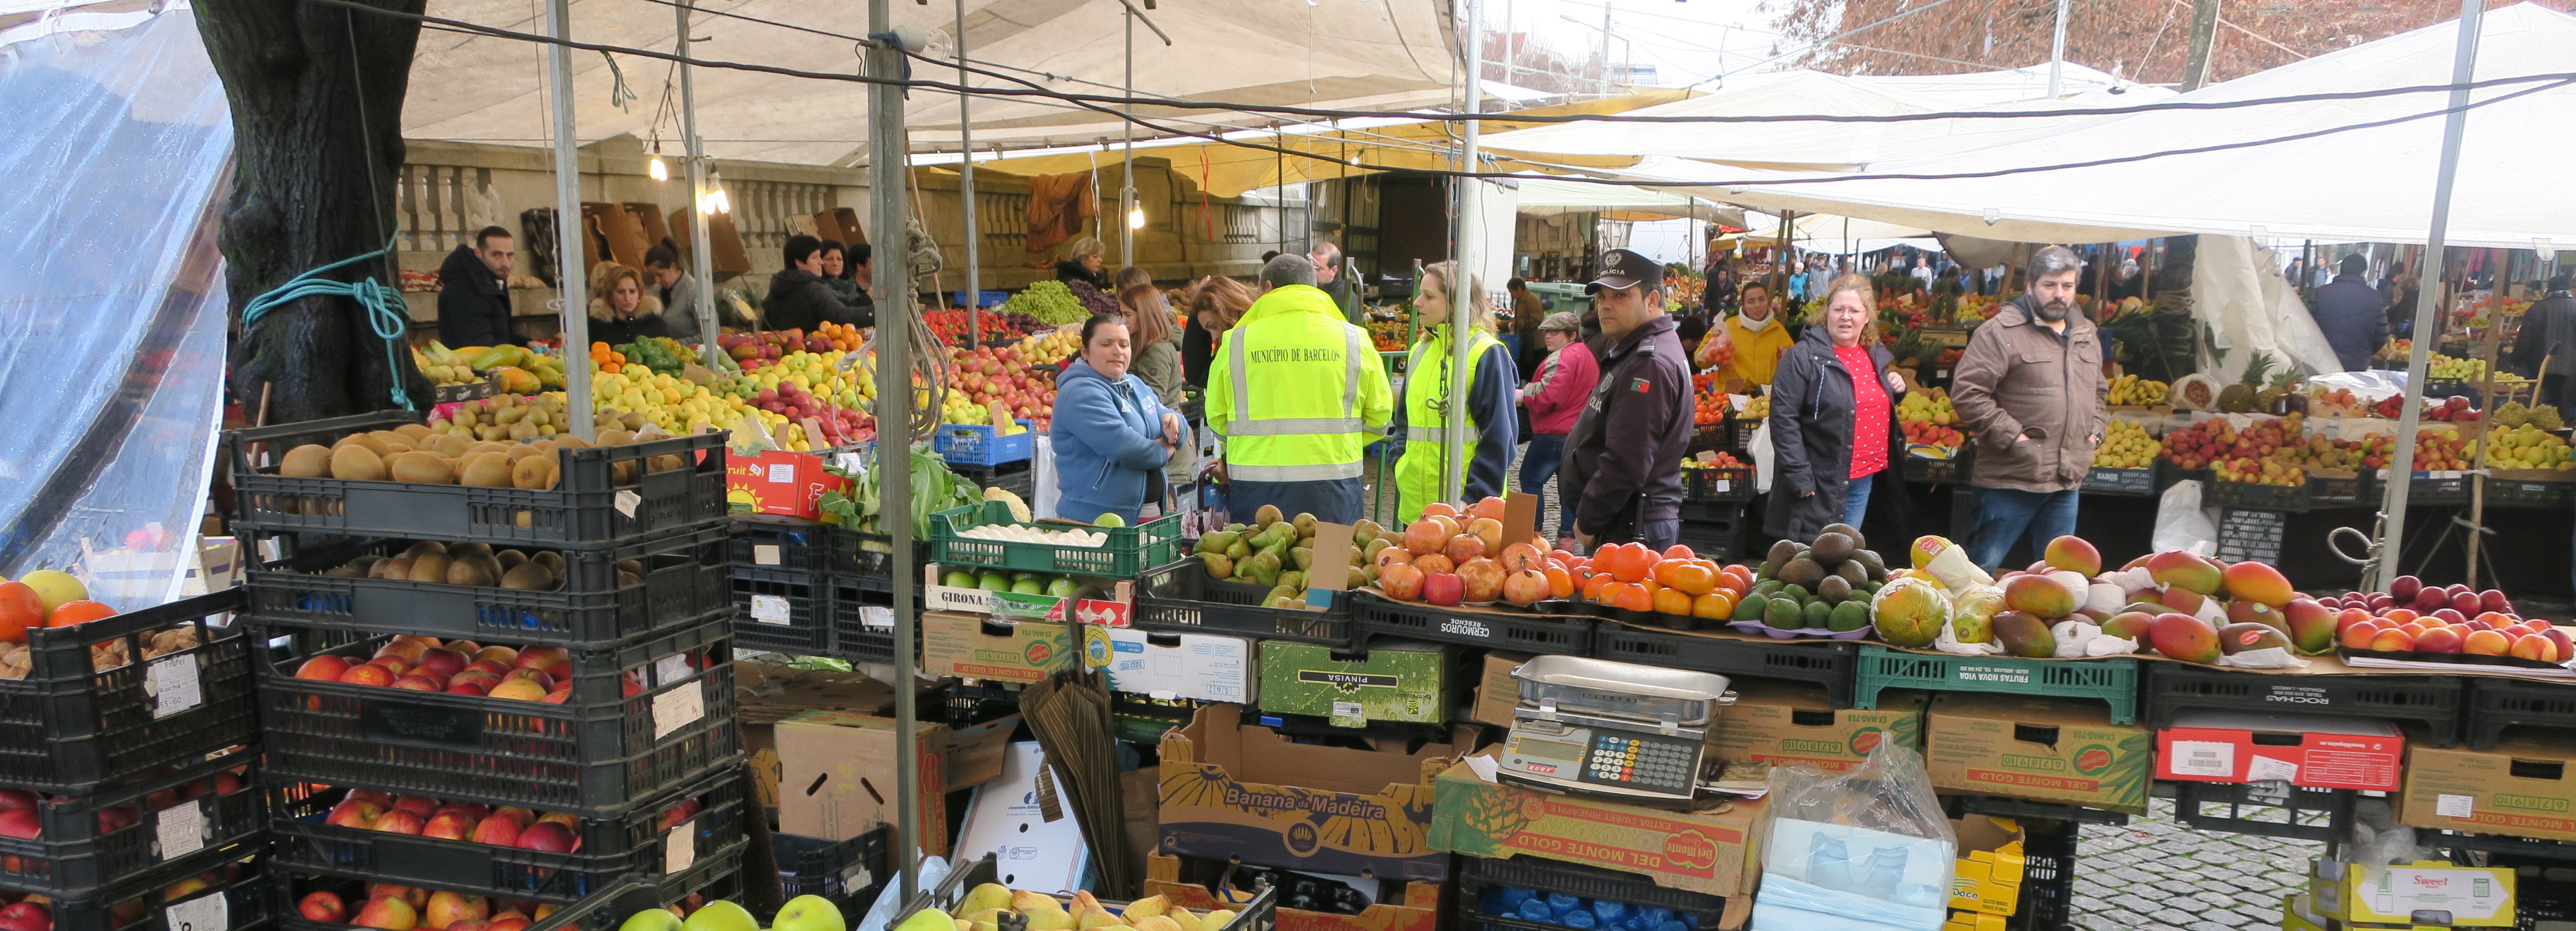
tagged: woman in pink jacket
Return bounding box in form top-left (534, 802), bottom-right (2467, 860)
top-left (1518, 312), bottom-right (1599, 540)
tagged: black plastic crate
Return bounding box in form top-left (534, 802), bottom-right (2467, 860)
top-left (729, 520), bottom-right (854, 576)
top-left (0, 589), bottom-right (258, 794)
top-left (2408, 472), bottom-right (2470, 506)
top-left (2203, 480), bottom-right (2310, 513)
top-left (1135, 560), bottom-right (1353, 648)
top-left (2015, 817), bottom-right (2078, 931)
top-left (903, 854), bottom-right (1274, 931)
top-left (29, 846), bottom-right (271, 931)
top-left (772, 827), bottom-right (891, 920)
top-left (1352, 593), bottom-right (1594, 654)
top-left (731, 566), bottom-right (835, 657)
top-left (2154, 465), bottom-right (2210, 492)
top-left (266, 765), bottom-right (744, 902)
top-left (1684, 417), bottom-right (1748, 457)
top-left (2170, 781), bottom-right (2355, 843)
top-left (2215, 509), bottom-right (2287, 564)
top-left (1457, 853), bottom-right (1730, 931)
top-left (227, 412), bottom-right (729, 548)
top-left (2419, 830), bottom-right (2576, 863)
top-left (1674, 518), bottom-right (1745, 562)
top-left (2082, 466), bottom-right (2156, 496)
top-left (1681, 465), bottom-right (1755, 503)
top-left (1902, 451), bottom-right (1968, 485)
top-left (2485, 477), bottom-right (2576, 509)
top-left (0, 745), bottom-right (259, 895)
top-left (1942, 794), bottom-right (2129, 827)
top-left (2464, 676), bottom-right (2576, 751)
top-left (270, 870), bottom-right (717, 931)
top-left (828, 584), bottom-right (897, 663)
top-left (2306, 471), bottom-right (2375, 508)
top-left (953, 460), bottom-right (1034, 505)
top-left (1592, 623), bottom-right (1857, 707)
top-left (252, 617), bottom-right (738, 814)
top-left (842, 531), bottom-right (930, 595)
top-left (2144, 663), bottom-right (2461, 746)
top-left (247, 525), bottom-right (729, 646)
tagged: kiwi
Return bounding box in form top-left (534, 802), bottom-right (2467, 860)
top-left (393, 423), bottom-right (434, 441)
top-left (647, 453), bottom-right (685, 474)
top-left (329, 444), bottom-right (388, 481)
top-left (407, 552), bottom-right (451, 583)
top-left (495, 549), bottom-right (529, 570)
top-left (335, 433), bottom-right (391, 457)
top-left (459, 452), bottom-right (513, 488)
top-left (445, 556), bottom-right (499, 587)
top-left (280, 444), bottom-right (333, 478)
top-left (1818, 522), bottom-right (1865, 550)
top-left (499, 561), bottom-right (556, 591)
top-left (390, 451), bottom-right (456, 484)
top-left (428, 434), bottom-right (474, 459)
top-left (531, 551), bottom-right (565, 574)
top-left (369, 430), bottom-right (418, 453)
top-left (370, 556), bottom-right (413, 580)
top-left (596, 429), bottom-right (637, 447)
top-left (512, 454), bottom-right (560, 490)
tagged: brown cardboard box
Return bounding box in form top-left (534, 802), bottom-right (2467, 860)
top-left (776, 710), bottom-right (952, 855)
top-left (922, 611), bottom-right (1077, 683)
top-left (1429, 750), bottom-right (1765, 913)
top-left (1470, 651), bottom-right (1534, 728)
top-left (736, 663), bottom-right (897, 811)
top-left (1714, 682), bottom-right (1926, 772)
top-left (1158, 703), bottom-right (1454, 881)
top-left (2397, 738), bottom-right (2576, 843)
top-left (946, 714), bottom-right (1021, 792)
top-left (1924, 694), bottom-right (2153, 814)
top-left (1148, 852), bottom-right (1440, 931)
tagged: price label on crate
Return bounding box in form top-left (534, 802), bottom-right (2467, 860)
top-left (665, 819), bottom-right (696, 874)
top-left (750, 595), bottom-right (792, 625)
top-left (156, 799), bottom-right (208, 860)
top-left (653, 681), bottom-right (706, 739)
top-left (860, 606), bottom-right (893, 629)
top-left (655, 652), bottom-right (693, 686)
top-left (149, 655), bottom-right (203, 718)
top-left (165, 890), bottom-right (228, 931)
top-left (1330, 701), bottom-right (1364, 728)
top-left (753, 544), bottom-right (782, 566)
top-left (615, 490), bottom-right (643, 518)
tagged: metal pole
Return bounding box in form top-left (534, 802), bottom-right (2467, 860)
top-left (676, 0), bottom-right (719, 358)
top-left (1444, 0), bottom-right (1482, 505)
top-left (546, 0), bottom-right (593, 442)
top-left (2047, 0), bottom-right (2070, 98)
top-left (2181, 0), bottom-right (2222, 91)
top-left (2377, 0), bottom-right (2486, 583)
top-left (1120, 4), bottom-right (1135, 267)
top-left (866, 0), bottom-right (919, 901)
top-left (958, 0), bottom-right (980, 342)
top-left (1598, 5), bottom-right (1612, 96)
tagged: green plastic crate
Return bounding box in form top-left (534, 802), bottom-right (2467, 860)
top-left (928, 500), bottom-right (1181, 577)
top-left (1854, 645), bottom-right (2140, 724)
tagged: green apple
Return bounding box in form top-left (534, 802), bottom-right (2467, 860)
top-left (679, 901), bottom-right (757, 931)
top-left (1045, 578), bottom-right (1076, 598)
top-left (945, 571), bottom-right (977, 589)
top-left (893, 907), bottom-right (955, 931)
top-left (617, 908), bottom-right (683, 931)
top-left (1011, 578), bottom-right (1044, 595)
top-left (978, 573), bottom-right (1010, 591)
top-left (774, 896), bottom-right (845, 931)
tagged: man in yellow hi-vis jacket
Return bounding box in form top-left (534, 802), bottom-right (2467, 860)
top-left (1206, 255), bottom-right (1395, 525)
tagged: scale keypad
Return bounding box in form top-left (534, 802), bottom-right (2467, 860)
top-left (1586, 734), bottom-right (1693, 790)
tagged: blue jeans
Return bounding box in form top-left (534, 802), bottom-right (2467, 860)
top-left (1228, 477), bottom-right (1363, 527)
top-left (1967, 487), bottom-right (2081, 571)
top-left (1522, 435), bottom-right (1567, 538)
top-left (1843, 473), bottom-right (1874, 527)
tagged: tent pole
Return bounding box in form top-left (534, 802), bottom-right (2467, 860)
top-left (546, 0), bottom-right (593, 443)
top-left (1444, 0), bottom-right (1483, 505)
top-left (959, 0), bottom-right (980, 341)
top-left (676, 0), bottom-right (719, 357)
top-left (2047, 0), bottom-right (2069, 98)
top-left (1120, 3), bottom-right (1134, 267)
top-left (866, 0), bottom-right (921, 901)
top-left (2377, 0), bottom-right (2486, 584)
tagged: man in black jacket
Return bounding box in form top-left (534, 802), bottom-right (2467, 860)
top-left (437, 226), bottom-right (520, 347)
top-left (1560, 249), bottom-right (1693, 551)
top-left (765, 234), bottom-right (873, 333)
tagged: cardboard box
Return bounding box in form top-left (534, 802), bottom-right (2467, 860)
top-left (2279, 893), bottom-right (2331, 931)
top-left (2397, 739), bottom-right (2576, 843)
top-left (2157, 711), bottom-right (2404, 791)
top-left (1946, 815), bottom-right (2027, 917)
top-left (1924, 694), bottom-right (2153, 814)
top-left (2310, 858), bottom-right (2516, 927)
top-left (1942, 912), bottom-right (2008, 931)
top-left (1470, 652), bottom-right (1532, 729)
top-left (924, 564), bottom-right (1135, 624)
top-left (1429, 750), bottom-right (1765, 910)
top-left (1715, 682), bottom-right (1926, 772)
top-left (1158, 703), bottom-right (1453, 881)
top-left (1258, 641), bottom-right (1450, 726)
top-left (735, 663), bottom-right (899, 812)
top-left (1097, 627), bottom-right (1255, 703)
top-left (775, 710), bottom-right (951, 855)
top-left (946, 714), bottom-right (1021, 792)
top-left (727, 449), bottom-right (850, 519)
top-left (921, 611), bottom-right (1078, 684)
top-left (1148, 852), bottom-right (1440, 931)
top-left (953, 742), bottom-right (1088, 892)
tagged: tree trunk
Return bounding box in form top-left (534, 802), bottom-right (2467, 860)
top-left (196, 0), bottom-right (432, 425)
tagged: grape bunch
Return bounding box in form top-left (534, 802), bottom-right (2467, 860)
top-left (1004, 280), bottom-right (1089, 325)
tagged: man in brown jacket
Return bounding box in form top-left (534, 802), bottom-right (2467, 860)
top-left (1950, 245), bottom-right (2109, 570)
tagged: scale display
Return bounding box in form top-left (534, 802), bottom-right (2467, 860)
top-left (1501, 722), bottom-right (1702, 799)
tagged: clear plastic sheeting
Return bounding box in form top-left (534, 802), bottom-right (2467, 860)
top-left (0, 12), bottom-right (233, 610)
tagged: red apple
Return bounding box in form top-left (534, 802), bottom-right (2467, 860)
top-left (300, 892), bottom-right (347, 924)
top-left (0, 809), bottom-right (39, 840)
top-left (422, 812), bottom-right (476, 840)
top-left (414, 649), bottom-right (468, 681)
top-left (370, 810), bottom-right (426, 836)
top-left (296, 655), bottom-right (353, 681)
top-left (513, 821), bottom-right (575, 853)
top-left (339, 664), bottom-right (396, 687)
top-left (0, 902), bottom-right (51, 931)
top-left (468, 815), bottom-right (522, 847)
top-left (326, 800), bottom-right (384, 829)
top-left (1421, 572), bottom-right (1464, 607)
top-left (0, 790), bottom-right (34, 812)
top-left (391, 674), bottom-right (444, 692)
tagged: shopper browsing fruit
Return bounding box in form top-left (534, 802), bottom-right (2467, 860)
top-left (1559, 249), bottom-right (1695, 551)
top-left (1518, 312), bottom-right (1596, 539)
top-left (1052, 314), bottom-right (1187, 525)
top-left (1206, 254), bottom-right (1394, 526)
top-left (1766, 274), bottom-right (1909, 542)
top-left (1181, 275), bottom-right (1251, 390)
top-left (585, 262), bottom-right (668, 347)
top-left (1389, 261), bottom-right (1520, 523)
top-left (642, 239), bottom-right (705, 342)
top-left (436, 225), bottom-right (521, 348)
top-left (1699, 280), bottom-right (1794, 391)
top-left (764, 234), bottom-right (872, 333)
top-left (1950, 245), bottom-right (2109, 571)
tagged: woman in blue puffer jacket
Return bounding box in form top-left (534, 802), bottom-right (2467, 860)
top-left (1052, 314), bottom-right (1188, 525)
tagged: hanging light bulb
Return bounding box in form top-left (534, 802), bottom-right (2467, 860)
top-left (1128, 205), bottom-right (1145, 230)
top-left (710, 187), bottom-right (732, 214)
top-left (648, 154), bottom-right (670, 182)
top-left (701, 168), bottom-right (732, 215)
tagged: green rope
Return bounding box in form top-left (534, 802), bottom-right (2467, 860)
top-left (240, 237), bottom-right (416, 410)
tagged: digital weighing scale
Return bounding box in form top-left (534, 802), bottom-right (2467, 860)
top-left (1497, 656), bottom-right (1733, 804)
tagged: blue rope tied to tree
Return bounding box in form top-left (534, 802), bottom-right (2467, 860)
top-left (239, 237), bottom-right (416, 410)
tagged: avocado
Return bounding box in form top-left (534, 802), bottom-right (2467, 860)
top-left (1809, 531), bottom-right (1857, 566)
top-left (1763, 597), bottom-right (1805, 630)
top-left (1835, 559), bottom-right (1870, 586)
top-left (1828, 601), bottom-right (1871, 632)
top-left (1781, 583), bottom-right (1810, 604)
top-left (1801, 600), bottom-right (1833, 629)
top-left (1816, 575), bottom-right (1853, 606)
top-left (1779, 557), bottom-right (1828, 589)
top-left (1753, 579), bottom-right (1784, 597)
top-left (1731, 594), bottom-right (1770, 623)
top-left (1818, 522), bottom-right (1866, 550)
top-left (1763, 539), bottom-right (1801, 578)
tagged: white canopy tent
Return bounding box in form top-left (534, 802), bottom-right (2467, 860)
top-left (1513, 176), bottom-right (1738, 224)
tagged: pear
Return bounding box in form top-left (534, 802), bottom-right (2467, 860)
top-left (1130, 917), bottom-right (1181, 931)
top-left (1202, 913), bottom-right (1235, 931)
top-left (1067, 893), bottom-right (1104, 921)
top-left (1023, 910), bottom-right (1075, 931)
top-left (1076, 912), bottom-right (1124, 931)
top-left (972, 923), bottom-right (999, 931)
top-left (901, 913), bottom-right (963, 931)
top-left (1010, 892), bottom-right (1061, 915)
top-left (1165, 910), bottom-right (1201, 931)
top-left (962, 910), bottom-right (1005, 927)
top-left (1120, 898), bottom-right (1168, 921)
top-left (952, 920), bottom-right (972, 931)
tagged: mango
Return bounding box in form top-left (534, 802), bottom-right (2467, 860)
top-left (2002, 574), bottom-right (2077, 619)
top-left (2218, 621), bottom-right (2292, 656)
top-left (2042, 535), bottom-right (2102, 576)
top-left (2100, 610), bottom-right (2157, 642)
top-left (2281, 598), bottom-right (2337, 655)
top-left (389, 451), bottom-right (456, 484)
top-left (2226, 599), bottom-right (2290, 639)
top-left (1949, 586), bottom-right (2005, 644)
top-left (459, 453), bottom-right (513, 488)
top-left (2147, 550), bottom-right (2222, 597)
top-left (1868, 577), bottom-right (1949, 648)
top-left (2219, 561), bottom-right (2293, 607)
top-left (2148, 612), bottom-right (2221, 664)
top-left (1991, 610), bottom-right (2056, 658)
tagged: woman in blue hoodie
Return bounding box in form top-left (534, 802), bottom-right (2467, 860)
top-left (1052, 314), bottom-right (1188, 525)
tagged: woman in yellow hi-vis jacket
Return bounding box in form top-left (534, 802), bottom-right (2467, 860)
top-left (1391, 261), bottom-right (1520, 523)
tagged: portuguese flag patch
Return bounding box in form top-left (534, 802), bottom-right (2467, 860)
top-left (1630, 378), bottom-right (1651, 394)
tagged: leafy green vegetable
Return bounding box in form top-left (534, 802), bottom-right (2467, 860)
top-left (818, 446), bottom-right (986, 539)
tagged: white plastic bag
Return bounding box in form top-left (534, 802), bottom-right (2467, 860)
top-left (1748, 419), bottom-right (1777, 494)
top-left (2151, 480), bottom-right (2220, 556)
top-left (1032, 435), bottom-right (1059, 521)
top-left (1758, 743), bottom-right (1956, 930)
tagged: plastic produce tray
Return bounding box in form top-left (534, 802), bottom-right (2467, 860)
top-left (0, 745), bottom-right (259, 895)
top-left (1592, 623), bottom-right (1857, 708)
top-left (252, 617), bottom-right (738, 814)
top-left (930, 500), bottom-right (1182, 577)
top-left (227, 412), bottom-right (729, 548)
top-left (1456, 853), bottom-right (1730, 931)
top-left (932, 420), bottom-right (1035, 467)
top-left (2202, 480), bottom-right (2309, 513)
top-left (1352, 592), bottom-right (1594, 654)
top-left (1854, 646), bottom-right (2138, 724)
top-left (1135, 560), bottom-right (1353, 648)
top-left (2171, 781), bottom-right (2355, 843)
top-left (2142, 662), bottom-right (2460, 746)
top-left (2463, 676), bottom-right (2576, 751)
top-left (247, 525), bottom-right (729, 645)
top-left (772, 827), bottom-right (892, 920)
top-left (27, 846), bottom-right (271, 931)
top-left (731, 565), bottom-right (836, 657)
top-left (0, 589), bottom-right (258, 794)
top-left (266, 765), bottom-right (744, 901)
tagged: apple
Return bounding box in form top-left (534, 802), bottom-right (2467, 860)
top-left (422, 812), bottom-right (476, 841)
top-left (513, 647), bottom-right (570, 679)
top-left (0, 790), bottom-right (34, 812)
top-left (296, 656), bottom-right (354, 681)
top-left (414, 649), bottom-right (469, 681)
top-left (301, 893), bottom-right (348, 923)
top-left (0, 809), bottom-right (39, 840)
top-left (1422, 572), bottom-right (1464, 607)
top-left (369, 884), bottom-right (429, 910)
top-left (462, 660), bottom-right (510, 678)
top-left (371, 810), bottom-right (426, 835)
top-left (487, 915), bottom-right (531, 931)
top-left (375, 640), bottom-right (428, 664)
top-left (424, 891), bottom-right (488, 930)
top-left (541, 686), bottom-right (571, 706)
top-left (391, 674), bottom-right (444, 692)
top-left (0, 902), bottom-right (51, 931)
top-left (469, 815), bottom-right (522, 847)
top-left (446, 681), bottom-right (491, 697)
top-left (367, 656), bottom-right (413, 677)
top-left (513, 821), bottom-right (575, 853)
top-left (491, 807), bottom-right (534, 825)
top-left (355, 896), bottom-right (419, 931)
top-left (339, 664), bottom-right (397, 687)
top-left (488, 679), bottom-right (549, 702)
top-left (500, 668), bottom-right (554, 689)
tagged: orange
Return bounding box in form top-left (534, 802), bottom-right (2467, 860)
top-left (46, 600), bottom-right (116, 627)
top-left (1663, 562), bottom-right (1719, 596)
top-left (1652, 587), bottom-right (1693, 616)
top-left (1612, 583), bottom-right (1654, 613)
top-left (1691, 592), bottom-right (1735, 620)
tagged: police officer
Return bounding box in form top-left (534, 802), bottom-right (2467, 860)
top-left (1207, 254), bottom-right (1396, 526)
top-left (1560, 249), bottom-right (1694, 551)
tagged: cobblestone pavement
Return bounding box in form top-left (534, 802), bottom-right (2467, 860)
top-left (2071, 798), bottom-right (2321, 931)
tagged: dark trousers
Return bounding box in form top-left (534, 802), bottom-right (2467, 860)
top-left (1227, 477), bottom-right (1364, 527)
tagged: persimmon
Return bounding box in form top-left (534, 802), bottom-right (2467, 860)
top-left (1662, 544), bottom-right (1696, 561)
top-left (47, 600), bottom-right (115, 627)
top-left (1583, 574), bottom-right (1619, 604)
top-left (1543, 567), bottom-right (1576, 599)
top-left (1652, 587), bottom-right (1693, 615)
top-left (1663, 562), bottom-right (1720, 597)
top-left (1692, 592), bottom-right (1735, 619)
top-left (0, 582), bottom-right (41, 643)
top-left (1612, 583), bottom-right (1654, 613)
